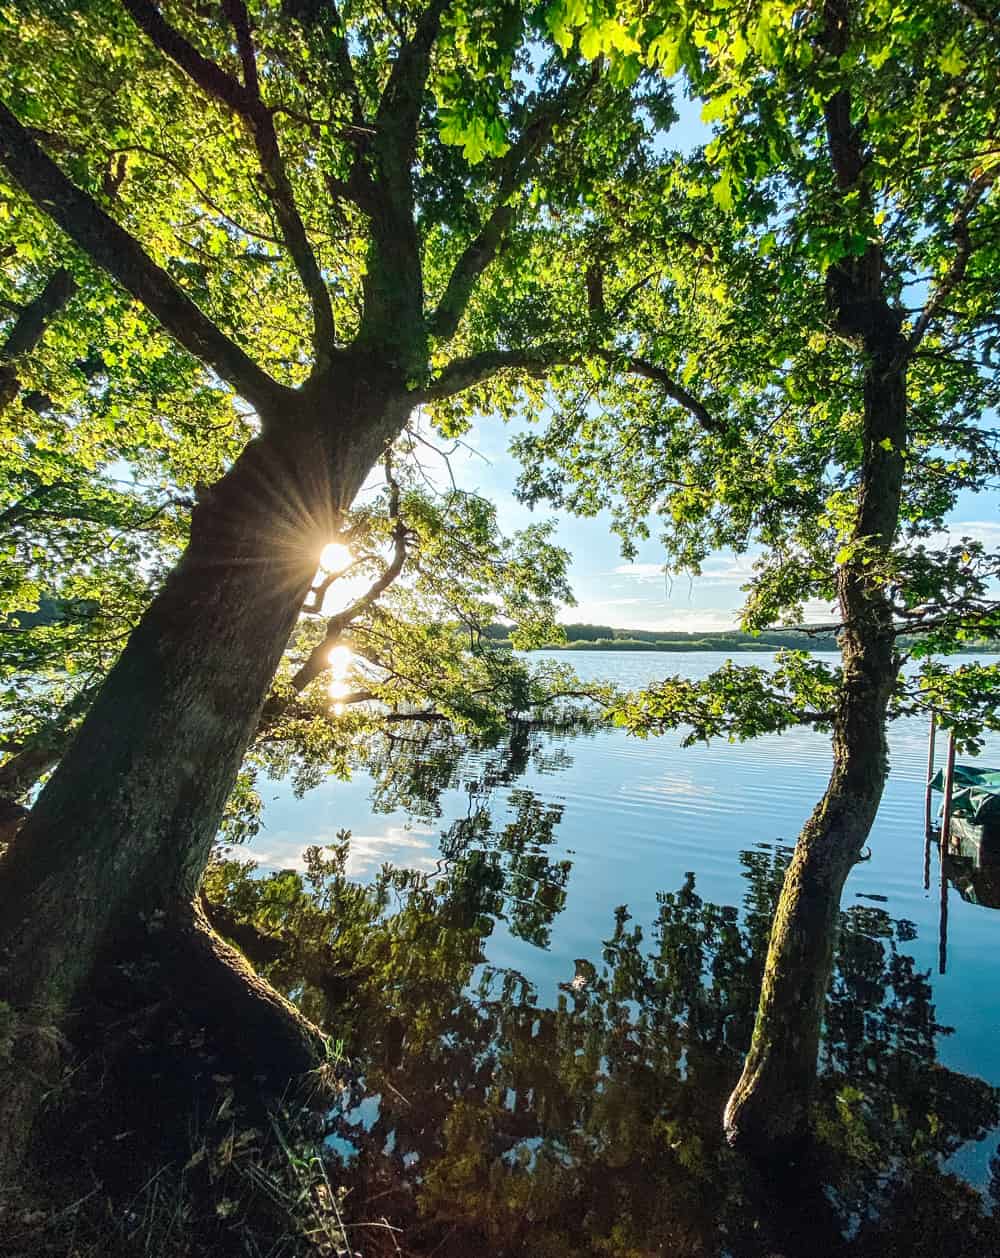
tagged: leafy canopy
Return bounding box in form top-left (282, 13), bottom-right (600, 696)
top-left (515, 0), bottom-right (1000, 747)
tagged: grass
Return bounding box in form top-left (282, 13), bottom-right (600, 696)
top-left (0, 978), bottom-right (360, 1258)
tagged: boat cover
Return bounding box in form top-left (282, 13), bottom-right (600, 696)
top-left (930, 764), bottom-right (1000, 823)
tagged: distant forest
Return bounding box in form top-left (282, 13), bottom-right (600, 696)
top-left (484, 623), bottom-right (1000, 653)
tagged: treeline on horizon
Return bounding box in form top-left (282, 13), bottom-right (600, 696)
top-left (484, 623), bottom-right (1000, 653)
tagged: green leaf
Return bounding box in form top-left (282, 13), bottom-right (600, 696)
top-left (579, 24), bottom-right (603, 60)
top-left (701, 90), bottom-right (737, 125)
top-left (938, 42), bottom-right (967, 75)
top-left (712, 170), bottom-right (735, 212)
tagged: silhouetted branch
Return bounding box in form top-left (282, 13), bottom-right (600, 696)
top-left (0, 269), bottom-right (75, 414)
top-left (291, 457), bottom-right (409, 693)
top-left (418, 344), bottom-right (722, 433)
top-left (0, 101), bottom-right (287, 416)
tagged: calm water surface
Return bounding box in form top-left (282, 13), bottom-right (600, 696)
top-left (250, 651), bottom-right (1000, 1254)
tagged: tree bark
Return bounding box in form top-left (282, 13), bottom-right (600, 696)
top-left (0, 364), bottom-right (410, 1171)
top-left (724, 328), bottom-right (908, 1157)
top-left (155, 895), bottom-right (329, 1084)
top-left (722, 608), bottom-right (897, 1154)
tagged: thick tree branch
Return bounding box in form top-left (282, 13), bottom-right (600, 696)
top-left (0, 269), bottom-right (74, 362)
top-left (122, 0), bottom-right (250, 110)
top-left (417, 344), bottom-right (723, 433)
top-left (126, 0), bottom-right (336, 367)
top-left (353, 0), bottom-right (450, 348)
top-left (0, 102), bottom-right (287, 416)
top-left (427, 205), bottom-right (516, 343)
top-left (908, 170), bottom-right (996, 354)
top-left (383, 707), bottom-right (449, 722)
top-left (427, 70), bottom-right (599, 341)
top-left (0, 268), bottom-right (75, 414)
top-left (374, 0), bottom-right (449, 171)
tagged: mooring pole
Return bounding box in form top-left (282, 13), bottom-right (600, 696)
top-left (939, 728), bottom-right (956, 975)
top-left (923, 711), bottom-right (937, 890)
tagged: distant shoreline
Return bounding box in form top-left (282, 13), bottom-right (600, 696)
top-left (486, 629), bottom-right (1000, 655)
top-left (525, 640), bottom-right (1000, 654)
top-left (534, 640), bottom-right (840, 652)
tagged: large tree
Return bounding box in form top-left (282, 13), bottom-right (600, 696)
top-left (1, 430), bottom-right (587, 827)
top-left (517, 0), bottom-right (1000, 1152)
top-left (0, 0), bottom-right (718, 1168)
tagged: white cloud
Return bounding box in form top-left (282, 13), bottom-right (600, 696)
top-left (696, 553), bottom-right (758, 585)
top-left (612, 562), bottom-right (666, 580)
top-left (583, 606), bottom-right (742, 633)
top-left (925, 521), bottom-right (1000, 551)
top-left (250, 825), bottom-right (439, 879)
top-left (611, 552), bottom-right (762, 590)
top-left (559, 599), bottom-right (643, 618)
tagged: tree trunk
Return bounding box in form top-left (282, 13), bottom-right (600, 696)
top-left (724, 333), bottom-right (908, 1155)
top-left (0, 365), bottom-right (410, 1171)
top-left (722, 622), bottom-right (895, 1153)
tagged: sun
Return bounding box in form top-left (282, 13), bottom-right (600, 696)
top-left (319, 541), bottom-right (352, 574)
top-left (328, 644), bottom-right (353, 675)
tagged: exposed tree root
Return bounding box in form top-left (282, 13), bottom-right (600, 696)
top-left (151, 897), bottom-right (333, 1091)
top-left (0, 893), bottom-right (334, 1182)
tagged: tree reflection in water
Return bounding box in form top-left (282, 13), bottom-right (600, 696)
top-left (206, 731), bottom-right (1000, 1257)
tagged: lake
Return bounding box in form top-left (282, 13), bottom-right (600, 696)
top-left (248, 651), bottom-right (1000, 1255)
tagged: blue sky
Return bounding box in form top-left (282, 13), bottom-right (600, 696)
top-left (402, 411), bottom-right (998, 634)
top-left (413, 410), bottom-right (773, 632)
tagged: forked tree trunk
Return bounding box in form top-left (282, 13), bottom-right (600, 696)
top-left (0, 366), bottom-right (409, 1171)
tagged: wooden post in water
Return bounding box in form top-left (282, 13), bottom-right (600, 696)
top-left (939, 729), bottom-right (956, 975)
top-left (923, 711), bottom-right (937, 891)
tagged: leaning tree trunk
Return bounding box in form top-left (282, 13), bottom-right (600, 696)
top-left (724, 338), bottom-right (907, 1154)
top-left (0, 366), bottom-right (409, 1171)
top-left (722, 601), bottom-right (898, 1154)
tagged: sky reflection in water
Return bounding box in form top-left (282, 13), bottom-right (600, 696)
top-left (245, 651), bottom-right (1000, 1255)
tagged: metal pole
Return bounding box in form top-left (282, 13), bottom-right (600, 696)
top-left (941, 729), bottom-right (956, 854)
top-left (923, 711), bottom-right (937, 890)
top-left (939, 729), bottom-right (956, 976)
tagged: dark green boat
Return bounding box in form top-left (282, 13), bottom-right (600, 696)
top-left (931, 764), bottom-right (1000, 907)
